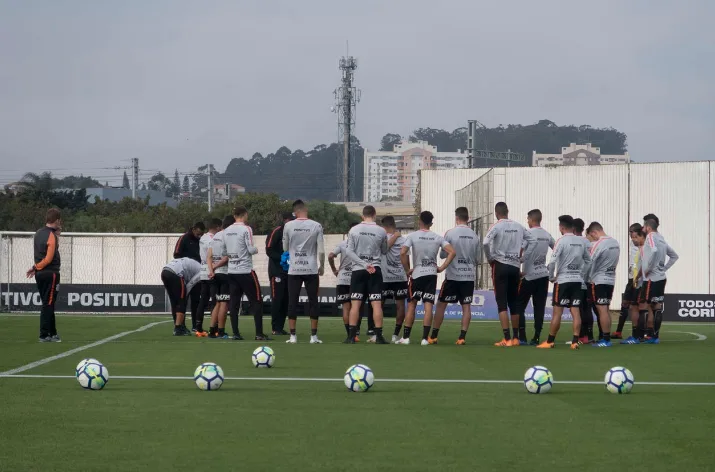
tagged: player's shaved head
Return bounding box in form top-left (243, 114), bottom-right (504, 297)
top-left (527, 209), bottom-right (542, 224)
top-left (494, 202), bottom-right (509, 218)
top-left (455, 207), bottom-right (469, 223)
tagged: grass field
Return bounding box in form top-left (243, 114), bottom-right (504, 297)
top-left (1, 314), bottom-right (714, 472)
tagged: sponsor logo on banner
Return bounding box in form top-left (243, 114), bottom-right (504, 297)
top-left (1, 284), bottom-right (166, 313)
top-left (663, 294), bottom-right (715, 322)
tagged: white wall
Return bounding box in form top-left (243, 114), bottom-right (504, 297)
top-left (421, 168), bottom-right (489, 237)
top-left (629, 162), bottom-right (711, 297)
top-left (502, 165), bottom-right (630, 306)
top-left (422, 162), bottom-right (714, 308)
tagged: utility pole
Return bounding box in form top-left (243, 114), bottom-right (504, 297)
top-left (207, 164), bottom-right (213, 212)
top-left (131, 157), bottom-right (139, 198)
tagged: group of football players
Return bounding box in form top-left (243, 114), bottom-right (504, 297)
top-left (160, 199), bottom-right (678, 348)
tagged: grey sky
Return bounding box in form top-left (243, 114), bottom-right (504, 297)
top-left (1, 0), bottom-right (713, 186)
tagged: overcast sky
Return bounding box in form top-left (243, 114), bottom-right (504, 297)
top-left (1, 0), bottom-right (713, 186)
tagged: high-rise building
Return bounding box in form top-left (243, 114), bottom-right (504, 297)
top-left (363, 141), bottom-right (467, 202)
top-left (533, 143), bottom-right (629, 167)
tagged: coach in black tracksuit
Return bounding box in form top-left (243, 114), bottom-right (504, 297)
top-left (27, 208), bottom-right (63, 342)
top-left (173, 222), bottom-right (205, 330)
top-left (266, 212), bottom-right (293, 335)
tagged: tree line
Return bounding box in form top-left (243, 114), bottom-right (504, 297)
top-left (0, 190), bottom-right (360, 235)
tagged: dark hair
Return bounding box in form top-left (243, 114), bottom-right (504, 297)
top-left (222, 215), bottom-right (234, 229)
top-left (573, 218), bottom-right (585, 233)
top-left (232, 206), bottom-right (247, 218)
top-left (628, 223), bottom-right (643, 233)
top-left (192, 221), bottom-right (206, 232)
top-left (643, 213), bottom-right (659, 228)
top-left (455, 207), bottom-right (469, 223)
top-left (586, 221), bottom-right (603, 233)
top-left (381, 215), bottom-right (396, 227)
top-left (281, 211), bottom-right (293, 222)
top-left (363, 205), bottom-right (376, 218)
top-left (631, 228), bottom-right (646, 238)
top-left (644, 219), bottom-right (658, 231)
top-left (46, 208), bottom-right (61, 224)
top-left (558, 215), bottom-right (574, 230)
top-left (293, 200), bottom-right (307, 213)
top-left (419, 211), bottom-right (434, 226)
top-left (494, 202), bottom-right (508, 217)
top-left (208, 218), bottom-right (222, 230)
top-left (527, 209), bottom-right (542, 224)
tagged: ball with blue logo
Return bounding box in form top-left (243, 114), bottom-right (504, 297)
top-left (344, 364), bottom-right (374, 392)
top-left (252, 346), bottom-right (275, 368)
top-left (194, 362), bottom-right (225, 391)
top-left (605, 366), bottom-right (634, 394)
top-left (76, 359), bottom-right (109, 390)
top-left (523, 366), bottom-right (553, 394)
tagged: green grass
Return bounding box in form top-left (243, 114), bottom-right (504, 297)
top-left (1, 315), bottom-right (714, 471)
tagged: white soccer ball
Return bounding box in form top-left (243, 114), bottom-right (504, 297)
top-left (523, 366), bottom-right (553, 394)
top-left (194, 362), bottom-right (225, 391)
top-left (76, 360), bottom-right (109, 390)
top-left (605, 366), bottom-right (634, 394)
top-left (252, 346), bottom-right (275, 368)
top-left (75, 358), bottom-right (100, 377)
top-left (344, 364), bottom-right (374, 392)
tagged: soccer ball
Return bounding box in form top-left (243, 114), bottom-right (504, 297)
top-left (344, 364), bottom-right (374, 392)
top-left (523, 366), bottom-right (553, 394)
top-left (76, 359), bottom-right (109, 390)
top-left (252, 346), bottom-right (275, 368)
top-left (75, 358), bottom-right (100, 377)
top-left (605, 366), bottom-right (634, 394)
top-left (194, 362), bottom-right (224, 391)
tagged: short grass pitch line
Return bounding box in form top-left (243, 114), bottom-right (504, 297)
top-left (0, 320), bottom-right (170, 376)
top-left (1, 373), bottom-right (715, 386)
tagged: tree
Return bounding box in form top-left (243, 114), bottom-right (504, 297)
top-left (173, 170), bottom-right (180, 192)
top-left (147, 172), bottom-right (174, 196)
top-left (379, 133), bottom-right (402, 151)
top-left (182, 176), bottom-right (190, 193)
top-left (122, 171), bottom-right (130, 189)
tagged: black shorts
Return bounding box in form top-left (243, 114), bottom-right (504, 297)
top-left (336, 284), bottom-right (351, 304)
top-left (622, 280), bottom-right (638, 306)
top-left (214, 273), bottom-right (230, 302)
top-left (350, 268), bottom-right (383, 302)
top-left (492, 262), bottom-right (520, 313)
top-left (287, 273), bottom-right (320, 319)
top-left (438, 280), bottom-right (474, 305)
top-left (590, 283), bottom-right (614, 306)
top-left (552, 282), bottom-right (582, 308)
top-left (517, 276), bottom-right (549, 314)
top-left (161, 269), bottom-right (187, 314)
top-left (382, 281), bottom-right (409, 301)
top-left (408, 275), bottom-right (437, 302)
top-left (639, 279), bottom-right (666, 304)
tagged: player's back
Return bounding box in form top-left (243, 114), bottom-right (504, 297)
top-left (589, 237), bottom-right (620, 285)
top-left (333, 240), bottom-right (353, 285)
top-left (224, 223), bottom-right (256, 274)
top-left (522, 227), bottom-right (554, 281)
top-left (643, 232), bottom-right (676, 281)
top-left (406, 230), bottom-right (445, 278)
top-left (347, 222), bottom-right (387, 269)
top-left (164, 257), bottom-right (201, 279)
top-left (382, 233), bottom-right (407, 282)
top-left (284, 218), bottom-right (323, 275)
top-left (550, 234), bottom-right (589, 284)
top-left (443, 225), bottom-right (479, 282)
top-left (484, 219), bottom-right (528, 268)
top-left (210, 230), bottom-right (228, 274)
top-left (199, 233), bottom-right (214, 279)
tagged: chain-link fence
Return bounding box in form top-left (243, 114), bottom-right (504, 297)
top-left (456, 170), bottom-right (494, 290)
